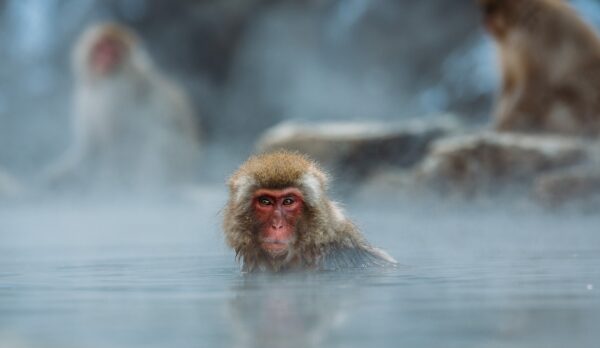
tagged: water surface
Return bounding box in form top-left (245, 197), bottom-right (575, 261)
top-left (1, 195), bottom-right (599, 348)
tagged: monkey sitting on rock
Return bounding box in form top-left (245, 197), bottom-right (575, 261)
top-left (478, 0), bottom-right (600, 136)
top-left (223, 151), bottom-right (397, 273)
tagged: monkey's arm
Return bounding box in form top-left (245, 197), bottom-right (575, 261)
top-left (494, 70), bottom-right (551, 132)
top-left (41, 139), bottom-right (100, 189)
top-left (495, 89), bottom-right (551, 132)
top-left (494, 94), bottom-right (522, 131)
top-left (41, 103), bottom-right (103, 189)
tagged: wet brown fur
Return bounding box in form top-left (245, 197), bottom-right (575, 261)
top-left (223, 151), bottom-right (395, 272)
top-left (478, 0), bottom-right (600, 136)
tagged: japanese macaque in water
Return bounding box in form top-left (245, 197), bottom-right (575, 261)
top-left (223, 151), bottom-right (397, 272)
top-left (47, 22), bottom-right (201, 191)
top-left (478, 0), bottom-right (600, 135)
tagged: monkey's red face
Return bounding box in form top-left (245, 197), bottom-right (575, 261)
top-left (253, 188), bottom-right (304, 257)
top-left (90, 36), bottom-right (126, 75)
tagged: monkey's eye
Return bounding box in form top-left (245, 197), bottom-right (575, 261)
top-left (282, 197), bottom-right (295, 206)
top-left (258, 197), bottom-right (273, 206)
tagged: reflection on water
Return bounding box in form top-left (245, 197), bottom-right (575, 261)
top-left (1, 197), bottom-right (599, 348)
top-left (228, 273), bottom-right (357, 348)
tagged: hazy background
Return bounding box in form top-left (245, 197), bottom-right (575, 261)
top-left (1, 0), bottom-right (599, 180)
top-left (2, 2), bottom-right (600, 348)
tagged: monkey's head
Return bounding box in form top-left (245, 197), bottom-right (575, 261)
top-left (477, 0), bottom-right (547, 40)
top-left (477, 0), bottom-right (524, 39)
top-left (223, 151), bottom-right (335, 271)
top-left (73, 22), bottom-right (139, 79)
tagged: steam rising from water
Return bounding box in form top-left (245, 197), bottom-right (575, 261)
top-left (1, 0), bottom-right (599, 177)
top-left (1, 197), bottom-right (600, 348)
top-left (1, 2), bottom-right (600, 347)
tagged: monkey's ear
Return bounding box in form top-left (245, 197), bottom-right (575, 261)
top-left (299, 168), bottom-right (329, 206)
top-left (229, 174), bottom-right (257, 205)
top-left (312, 165), bottom-right (330, 188)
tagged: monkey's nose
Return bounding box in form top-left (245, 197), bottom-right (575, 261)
top-left (271, 210), bottom-right (284, 229)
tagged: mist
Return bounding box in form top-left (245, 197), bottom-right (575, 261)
top-left (0, 0), bottom-right (493, 178)
top-left (1, 1), bottom-right (600, 348)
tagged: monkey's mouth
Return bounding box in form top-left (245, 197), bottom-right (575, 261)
top-left (260, 240), bottom-right (290, 256)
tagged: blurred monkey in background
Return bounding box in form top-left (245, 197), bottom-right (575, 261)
top-left (46, 22), bottom-right (201, 192)
top-left (479, 0), bottom-right (600, 135)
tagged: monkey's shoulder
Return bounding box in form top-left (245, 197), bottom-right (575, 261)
top-left (319, 241), bottom-right (397, 271)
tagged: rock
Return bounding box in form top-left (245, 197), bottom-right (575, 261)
top-left (416, 132), bottom-right (588, 196)
top-left (354, 168), bottom-right (417, 202)
top-left (256, 117), bottom-right (460, 181)
top-left (534, 166), bottom-right (600, 210)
